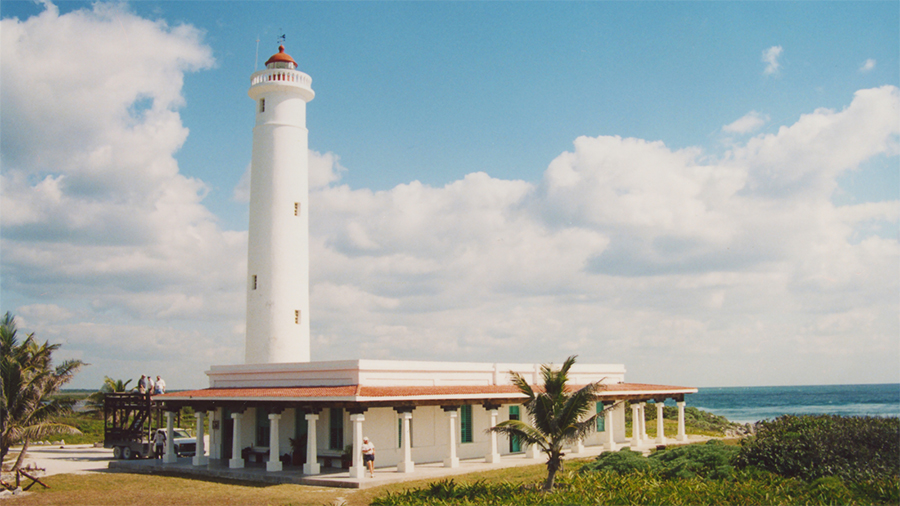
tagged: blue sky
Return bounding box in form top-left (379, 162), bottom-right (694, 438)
top-left (1, 1), bottom-right (898, 390)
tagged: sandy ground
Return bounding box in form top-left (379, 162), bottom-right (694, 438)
top-left (5, 445), bottom-right (113, 478)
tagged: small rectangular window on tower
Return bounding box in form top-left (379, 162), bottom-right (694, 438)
top-left (294, 202), bottom-right (300, 216)
top-left (252, 275), bottom-right (257, 290)
top-left (259, 99), bottom-right (265, 113)
top-left (295, 310), bottom-right (300, 324)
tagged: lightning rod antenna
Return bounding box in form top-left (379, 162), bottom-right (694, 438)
top-left (254, 36), bottom-right (260, 70)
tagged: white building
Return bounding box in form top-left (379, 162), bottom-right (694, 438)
top-left (157, 46), bottom-right (697, 479)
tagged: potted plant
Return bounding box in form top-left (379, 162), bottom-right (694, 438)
top-left (289, 437), bottom-right (306, 466)
top-left (340, 444), bottom-right (353, 469)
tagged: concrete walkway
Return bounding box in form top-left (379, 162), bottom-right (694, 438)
top-left (106, 436), bottom-right (710, 489)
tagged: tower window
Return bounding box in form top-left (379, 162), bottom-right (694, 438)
top-left (252, 275), bottom-right (257, 290)
top-left (294, 202), bottom-right (300, 216)
top-left (259, 99), bottom-right (265, 113)
top-left (295, 310), bottom-right (300, 324)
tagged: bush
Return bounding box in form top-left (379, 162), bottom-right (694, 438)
top-left (582, 440), bottom-right (739, 480)
top-left (372, 468), bottom-right (900, 505)
top-left (734, 415), bottom-right (900, 482)
top-left (650, 440), bottom-right (739, 480)
top-left (581, 448), bottom-right (660, 475)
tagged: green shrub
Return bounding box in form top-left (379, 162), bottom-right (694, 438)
top-left (734, 415), bottom-right (900, 482)
top-left (371, 467), bottom-right (900, 505)
top-left (650, 439), bottom-right (739, 480)
top-left (581, 448), bottom-right (660, 475)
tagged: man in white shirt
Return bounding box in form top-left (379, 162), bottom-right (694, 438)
top-left (361, 437), bottom-right (375, 478)
top-left (154, 375), bottom-right (166, 394)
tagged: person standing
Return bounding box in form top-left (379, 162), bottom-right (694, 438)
top-left (153, 430), bottom-right (166, 459)
top-left (361, 436), bottom-right (375, 478)
top-left (147, 375), bottom-right (155, 395)
top-left (154, 375), bottom-right (166, 394)
top-left (138, 375), bottom-right (148, 394)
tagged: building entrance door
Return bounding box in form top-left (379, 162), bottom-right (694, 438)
top-left (509, 406), bottom-right (521, 453)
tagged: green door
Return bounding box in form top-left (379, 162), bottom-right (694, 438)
top-left (508, 406), bottom-right (521, 453)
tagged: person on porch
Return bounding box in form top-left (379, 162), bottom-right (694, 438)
top-left (361, 437), bottom-right (375, 478)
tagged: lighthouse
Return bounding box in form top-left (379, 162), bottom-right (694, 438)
top-left (245, 46), bottom-right (314, 364)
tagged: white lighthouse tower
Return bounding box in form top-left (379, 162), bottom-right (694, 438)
top-left (245, 46), bottom-right (314, 364)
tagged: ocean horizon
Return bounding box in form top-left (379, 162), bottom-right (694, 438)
top-left (687, 383), bottom-right (900, 424)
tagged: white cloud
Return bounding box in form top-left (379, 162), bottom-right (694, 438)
top-left (1, 2), bottom-right (245, 386)
top-left (722, 111), bottom-right (769, 134)
top-left (2, 4), bottom-right (897, 390)
top-left (762, 45), bottom-right (783, 75)
top-left (305, 86), bottom-right (899, 386)
top-left (860, 58), bottom-right (876, 72)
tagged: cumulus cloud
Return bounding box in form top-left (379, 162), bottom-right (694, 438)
top-left (762, 45), bottom-right (783, 75)
top-left (1, 2), bottom-right (245, 387)
top-left (2, 4), bottom-right (897, 389)
top-left (860, 58), bottom-right (876, 72)
top-left (306, 86), bottom-right (899, 386)
top-left (722, 111), bottom-right (769, 134)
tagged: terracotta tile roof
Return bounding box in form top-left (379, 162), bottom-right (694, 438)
top-left (156, 382), bottom-right (695, 402)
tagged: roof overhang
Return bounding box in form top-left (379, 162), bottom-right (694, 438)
top-left (154, 383), bottom-right (697, 410)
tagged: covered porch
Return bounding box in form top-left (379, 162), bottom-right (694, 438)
top-left (151, 381), bottom-right (697, 484)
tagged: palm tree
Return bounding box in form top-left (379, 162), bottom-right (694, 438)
top-left (85, 376), bottom-right (134, 414)
top-left (1, 313), bottom-right (85, 471)
top-left (490, 355), bottom-right (609, 491)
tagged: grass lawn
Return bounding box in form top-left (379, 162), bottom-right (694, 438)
top-left (5, 461), bottom-right (557, 506)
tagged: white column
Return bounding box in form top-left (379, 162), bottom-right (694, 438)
top-left (526, 442), bottom-right (542, 459)
top-left (397, 412), bottom-right (415, 473)
top-left (655, 403), bottom-right (667, 445)
top-left (630, 403), bottom-right (642, 449)
top-left (303, 413), bottom-right (320, 475)
top-left (267, 413), bottom-right (282, 472)
top-left (485, 409), bottom-right (501, 464)
top-left (573, 439), bottom-right (585, 454)
top-left (348, 413), bottom-right (366, 478)
top-left (676, 401), bottom-right (687, 442)
top-left (163, 412), bottom-right (177, 463)
top-left (639, 403), bottom-right (649, 441)
top-left (229, 412), bottom-right (244, 469)
top-left (443, 410), bottom-right (459, 468)
top-left (207, 410), bottom-right (218, 460)
top-left (193, 412), bottom-right (207, 466)
top-left (604, 404), bottom-right (618, 451)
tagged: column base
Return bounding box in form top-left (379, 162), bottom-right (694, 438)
top-left (229, 458), bottom-right (245, 469)
top-left (349, 466), bottom-right (366, 478)
top-left (266, 461), bottom-right (283, 472)
top-left (398, 460), bottom-right (415, 473)
top-left (573, 442), bottom-right (585, 454)
top-left (163, 453), bottom-right (177, 464)
top-left (443, 457), bottom-right (459, 468)
top-left (526, 447), bottom-right (542, 460)
top-left (604, 441), bottom-right (619, 452)
top-left (303, 462), bottom-right (321, 475)
top-left (676, 434), bottom-right (687, 442)
top-left (192, 456), bottom-right (208, 466)
top-left (655, 437), bottom-right (667, 445)
top-left (485, 453), bottom-right (501, 464)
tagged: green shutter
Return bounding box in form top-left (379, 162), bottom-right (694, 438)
top-left (596, 402), bottom-right (606, 432)
top-left (460, 405), bottom-right (473, 443)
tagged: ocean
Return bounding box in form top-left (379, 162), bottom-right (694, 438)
top-left (688, 383), bottom-right (900, 424)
